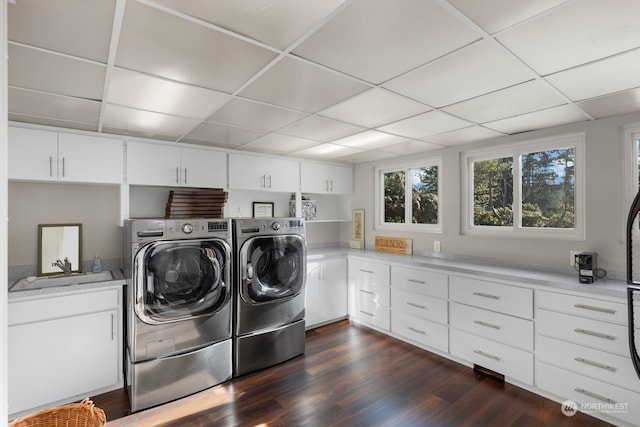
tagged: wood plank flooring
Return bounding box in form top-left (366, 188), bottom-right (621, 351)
top-left (95, 320), bottom-right (612, 427)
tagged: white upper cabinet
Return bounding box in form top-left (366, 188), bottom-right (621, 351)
top-left (126, 140), bottom-right (226, 188)
top-left (9, 127), bottom-right (124, 184)
top-left (301, 162), bottom-right (353, 195)
top-left (228, 152), bottom-right (299, 192)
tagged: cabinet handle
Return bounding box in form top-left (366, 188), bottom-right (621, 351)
top-left (407, 302), bottom-right (427, 309)
top-left (574, 304), bottom-right (616, 315)
top-left (49, 156), bottom-right (53, 177)
top-left (176, 167), bottom-right (180, 184)
top-left (62, 157), bottom-right (66, 177)
top-left (261, 175), bottom-right (266, 188)
top-left (574, 357), bottom-right (617, 372)
top-left (111, 313), bottom-right (115, 341)
top-left (360, 290), bottom-right (375, 295)
top-left (268, 175), bottom-right (272, 189)
top-left (329, 179), bottom-right (333, 192)
top-left (407, 279), bottom-right (426, 284)
top-left (574, 388), bottom-right (617, 404)
top-left (574, 328), bottom-right (616, 341)
top-left (473, 320), bottom-right (501, 330)
top-left (407, 326), bottom-right (426, 335)
top-left (184, 168), bottom-right (187, 185)
top-left (473, 292), bottom-right (500, 300)
top-left (359, 269), bottom-right (374, 274)
top-left (360, 310), bottom-right (374, 317)
top-left (326, 179), bottom-right (330, 192)
top-left (473, 349), bottom-right (501, 361)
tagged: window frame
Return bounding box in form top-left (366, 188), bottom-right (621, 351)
top-left (462, 133), bottom-right (585, 240)
top-left (375, 157), bottom-right (442, 233)
top-left (619, 122), bottom-right (640, 242)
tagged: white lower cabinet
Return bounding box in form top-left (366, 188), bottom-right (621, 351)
top-left (348, 257), bottom-right (390, 332)
top-left (8, 287), bottom-right (123, 418)
top-left (306, 257), bottom-right (348, 329)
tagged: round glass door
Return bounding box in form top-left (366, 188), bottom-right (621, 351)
top-left (135, 239), bottom-right (230, 324)
top-left (241, 235), bottom-right (306, 303)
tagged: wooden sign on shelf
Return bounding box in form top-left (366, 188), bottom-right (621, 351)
top-left (374, 236), bottom-right (413, 255)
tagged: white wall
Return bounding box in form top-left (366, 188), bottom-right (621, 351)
top-left (350, 111), bottom-right (640, 276)
top-left (1, 0), bottom-right (8, 422)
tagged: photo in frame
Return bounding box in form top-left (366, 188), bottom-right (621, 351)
top-left (350, 209), bottom-right (365, 249)
top-left (252, 202), bottom-right (274, 218)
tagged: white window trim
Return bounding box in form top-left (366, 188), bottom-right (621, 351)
top-left (619, 122), bottom-right (640, 243)
top-left (462, 133), bottom-right (585, 241)
top-left (374, 157), bottom-right (442, 233)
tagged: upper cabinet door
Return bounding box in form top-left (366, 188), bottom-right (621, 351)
top-left (301, 162), bottom-right (353, 195)
top-left (58, 133), bottom-right (124, 184)
top-left (8, 127), bottom-right (58, 181)
top-left (126, 140), bottom-right (180, 186)
top-left (229, 153), bottom-right (299, 192)
top-left (180, 147), bottom-right (227, 189)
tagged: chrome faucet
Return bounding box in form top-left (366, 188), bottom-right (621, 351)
top-left (52, 257), bottom-right (72, 275)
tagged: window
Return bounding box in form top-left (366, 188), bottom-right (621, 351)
top-left (376, 160), bottom-right (441, 232)
top-left (620, 123), bottom-right (640, 241)
top-left (463, 133), bottom-right (584, 239)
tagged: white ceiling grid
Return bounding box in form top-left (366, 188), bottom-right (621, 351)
top-left (7, 0), bottom-right (640, 164)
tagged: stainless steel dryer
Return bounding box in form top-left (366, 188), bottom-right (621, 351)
top-left (233, 218), bottom-right (307, 376)
top-left (124, 219), bottom-right (233, 412)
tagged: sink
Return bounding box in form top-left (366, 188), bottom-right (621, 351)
top-left (10, 271), bottom-right (114, 292)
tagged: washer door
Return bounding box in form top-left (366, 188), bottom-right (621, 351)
top-left (240, 235), bottom-right (306, 304)
top-left (134, 238), bottom-right (231, 324)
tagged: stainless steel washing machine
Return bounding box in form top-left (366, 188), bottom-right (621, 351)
top-left (233, 218), bottom-right (307, 376)
top-left (124, 219), bottom-right (233, 412)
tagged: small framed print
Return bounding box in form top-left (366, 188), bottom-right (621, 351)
top-left (353, 209), bottom-right (364, 241)
top-left (253, 202), bottom-right (274, 218)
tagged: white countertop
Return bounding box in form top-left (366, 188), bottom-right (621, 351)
top-left (8, 269), bottom-right (126, 300)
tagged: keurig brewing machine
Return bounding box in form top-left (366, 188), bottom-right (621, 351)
top-left (575, 252), bottom-right (598, 284)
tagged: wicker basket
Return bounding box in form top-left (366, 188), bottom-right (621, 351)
top-left (8, 398), bottom-right (106, 427)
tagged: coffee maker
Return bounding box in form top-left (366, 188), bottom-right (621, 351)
top-left (575, 252), bottom-right (598, 284)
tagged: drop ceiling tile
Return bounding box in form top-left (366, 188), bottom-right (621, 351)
top-left (184, 122), bottom-right (266, 146)
top-left (337, 150), bottom-right (397, 163)
top-left (383, 40), bottom-right (534, 108)
top-left (545, 50), bottom-right (640, 101)
top-left (102, 104), bottom-right (201, 139)
top-left (484, 104), bottom-right (588, 134)
top-left (292, 143), bottom-right (364, 160)
top-left (279, 116), bottom-right (365, 142)
top-left (179, 139), bottom-right (246, 151)
top-left (319, 88), bottom-right (431, 128)
top-left (151, 0), bottom-right (348, 50)
top-left (496, 0), bottom-right (640, 75)
top-left (442, 80), bottom-right (566, 123)
top-left (293, 0), bottom-right (480, 84)
top-left (116, 0), bottom-right (277, 92)
top-left (239, 56), bottom-right (369, 113)
top-left (424, 126), bottom-right (505, 146)
top-left (8, 0), bottom-right (116, 62)
top-left (379, 111), bottom-right (472, 139)
top-left (9, 87), bottom-right (101, 125)
top-left (447, 0), bottom-right (568, 34)
top-left (8, 44), bottom-right (106, 100)
top-left (332, 130), bottom-right (408, 150)
top-left (241, 133), bottom-right (320, 155)
top-left (8, 115), bottom-right (98, 133)
top-left (577, 89), bottom-right (640, 119)
top-left (207, 98), bottom-right (308, 131)
top-left (108, 68), bottom-right (230, 119)
top-left (380, 140), bottom-right (442, 156)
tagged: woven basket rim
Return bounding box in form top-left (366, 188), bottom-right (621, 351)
top-left (8, 398), bottom-right (106, 427)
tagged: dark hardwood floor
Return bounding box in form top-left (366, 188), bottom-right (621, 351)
top-left (96, 321), bottom-right (612, 427)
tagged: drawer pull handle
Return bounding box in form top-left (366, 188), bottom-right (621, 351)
top-left (359, 310), bottom-right (374, 317)
top-left (574, 357), bottom-right (617, 372)
top-left (407, 302), bottom-right (427, 309)
top-left (407, 279), bottom-right (426, 284)
top-left (473, 292), bottom-right (500, 300)
top-left (407, 326), bottom-right (427, 335)
top-left (574, 304), bottom-right (616, 315)
top-left (473, 350), bottom-right (501, 361)
top-left (360, 269), bottom-right (375, 274)
top-left (474, 320), bottom-right (501, 330)
top-left (360, 290), bottom-right (375, 295)
top-left (574, 328), bottom-right (616, 341)
top-left (574, 388), bottom-right (617, 404)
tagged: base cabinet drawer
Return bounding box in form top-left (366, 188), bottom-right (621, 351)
top-left (449, 276), bottom-right (533, 319)
top-left (357, 292), bottom-right (390, 331)
top-left (391, 265), bottom-right (448, 299)
top-left (391, 310), bottom-right (448, 353)
top-left (392, 288), bottom-right (448, 324)
top-left (450, 329), bottom-right (533, 385)
top-left (537, 290), bottom-right (626, 324)
top-left (537, 362), bottom-right (640, 426)
top-left (537, 335), bottom-right (640, 394)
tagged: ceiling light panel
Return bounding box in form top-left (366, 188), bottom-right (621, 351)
top-left (278, 116), bottom-right (365, 142)
top-left (9, 87), bottom-right (101, 125)
top-left (442, 80), bottom-right (566, 123)
top-left (332, 130), bottom-right (408, 149)
top-left (184, 122), bottom-right (266, 146)
top-left (379, 140), bottom-right (442, 156)
top-left (206, 98), bottom-right (308, 131)
top-left (8, 0), bottom-right (116, 62)
top-left (115, 0), bottom-right (278, 93)
top-left (293, 143), bottom-right (364, 161)
top-left (292, 0), bottom-right (480, 84)
top-left (337, 149), bottom-right (397, 164)
top-left (8, 44), bottom-right (106, 100)
top-left (239, 56), bottom-right (369, 113)
top-left (102, 104), bottom-right (201, 139)
top-left (484, 104), bottom-right (588, 134)
top-left (241, 133), bottom-right (320, 155)
top-left (108, 68), bottom-right (230, 119)
top-left (496, 0), bottom-right (640, 75)
top-left (379, 111), bottom-right (472, 139)
top-left (423, 125), bottom-right (505, 146)
top-left (151, 0), bottom-right (349, 50)
top-left (383, 40), bottom-right (534, 108)
top-left (577, 89), bottom-right (640, 119)
top-left (319, 88), bottom-right (431, 128)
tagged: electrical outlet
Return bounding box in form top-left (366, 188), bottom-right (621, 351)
top-left (434, 241), bottom-right (441, 252)
top-left (569, 250), bottom-right (580, 267)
